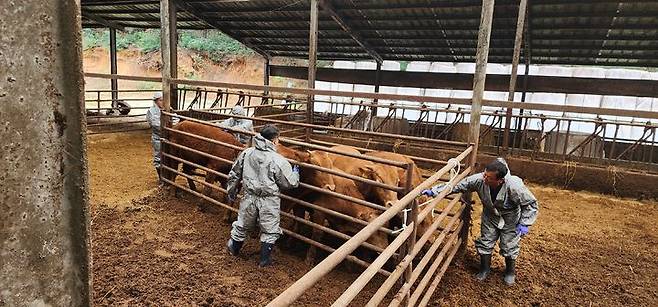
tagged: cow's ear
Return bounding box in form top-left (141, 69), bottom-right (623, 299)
top-left (359, 165), bottom-right (375, 175)
top-left (298, 150), bottom-right (311, 162)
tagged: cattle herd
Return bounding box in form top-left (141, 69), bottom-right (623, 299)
top-left (164, 120), bottom-right (444, 263)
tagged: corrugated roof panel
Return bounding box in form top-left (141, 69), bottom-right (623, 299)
top-left (80, 0), bottom-right (658, 67)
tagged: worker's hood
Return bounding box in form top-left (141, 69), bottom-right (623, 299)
top-left (253, 134), bottom-right (276, 152)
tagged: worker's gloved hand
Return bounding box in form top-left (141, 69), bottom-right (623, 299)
top-left (421, 189), bottom-right (436, 197)
top-left (292, 165), bottom-right (300, 173)
top-left (516, 224), bottom-right (530, 237)
top-left (227, 193), bottom-right (236, 203)
top-left (422, 183), bottom-right (448, 197)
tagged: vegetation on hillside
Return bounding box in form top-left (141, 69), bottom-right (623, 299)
top-left (82, 29), bottom-right (253, 61)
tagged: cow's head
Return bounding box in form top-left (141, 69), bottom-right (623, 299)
top-left (297, 150), bottom-right (336, 191)
top-left (360, 211), bottom-right (390, 250)
top-left (358, 164), bottom-right (400, 208)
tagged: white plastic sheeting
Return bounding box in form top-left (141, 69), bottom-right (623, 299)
top-left (602, 69), bottom-right (645, 139)
top-left (565, 67), bottom-right (605, 133)
top-left (425, 62), bottom-right (456, 123)
top-left (312, 61), bottom-right (656, 142)
top-left (376, 61), bottom-right (401, 117)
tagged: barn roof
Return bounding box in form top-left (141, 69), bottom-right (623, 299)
top-left (81, 0), bottom-right (658, 67)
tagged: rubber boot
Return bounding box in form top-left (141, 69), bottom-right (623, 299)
top-left (156, 167), bottom-right (163, 186)
top-left (475, 253), bottom-right (492, 281)
top-left (259, 242), bottom-right (275, 267)
top-left (504, 257), bottom-right (516, 286)
top-left (227, 238), bottom-right (243, 256)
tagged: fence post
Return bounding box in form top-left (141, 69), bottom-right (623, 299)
top-left (400, 162), bottom-right (418, 304)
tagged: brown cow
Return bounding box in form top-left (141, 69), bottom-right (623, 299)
top-left (276, 144), bottom-right (336, 192)
top-left (328, 145), bottom-right (400, 208)
top-left (275, 144), bottom-right (336, 244)
top-left (164, 121), bottom-right (244, 197)
top-left (307, 175), bottom-right (388, 264)
top-left (366, 151), bottom-right (437, 242)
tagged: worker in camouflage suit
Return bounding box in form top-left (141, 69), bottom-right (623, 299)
top-left (226, 124), bottom-right (299, 267)
top-left (146, 92), bottom-right (179, 183)
top-left (422, 158), bottom-right (539, 285)
top-left (218, 105), bottom-right (254, 145)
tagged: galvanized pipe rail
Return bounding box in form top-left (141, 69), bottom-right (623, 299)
top-left (159, 163), bottom-right (388, 255)
top-left (161, 115), bottom-right (404, 193)
top-left (161, 152), bottom-right (394, 235)
top-left (159, 175), bottom-right (390, 275)
top-left (165, 111), bottom-right (411, 169)
top-left (84, 74), bottom-right (658, 120)
top-left (267, 146), bottom-right (472, 306)
top-left (336, 165), bottom-right (471, 307)
top-left (160, 129), bottom-right (389, 212)
top-left (180, 109), bottom-right (466, 148)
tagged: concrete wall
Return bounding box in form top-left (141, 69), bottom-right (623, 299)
top-left (0, 1), bottom-right (90, 306)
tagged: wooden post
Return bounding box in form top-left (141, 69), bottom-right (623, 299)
top-left (368, 62), bottom-right (382, 131)
top-left (307, 0), bottom-right (319, 140)
top-left (264, 58), bottom-right (270, 95)
top-left (161, 0), bottom-right (177, 112)
top-left (469, 0), bottom-right (495, 168)
top-left (160, 0), bottom-right (177, 182)
top-left (109, 28), bottom-right (118, 104)
top-left (401, 163), bottom-right (417, 305)
top-left (502, 0), bottom-right (528, 152)
top-left (513, 10), bottom-right (532, 154)
top-left (463, 0), bottom-right (495, 254)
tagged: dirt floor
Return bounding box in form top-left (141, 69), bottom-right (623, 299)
top-left (88, 131), bottom-right (658, 306)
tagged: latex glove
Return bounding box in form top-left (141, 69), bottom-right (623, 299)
top-left (421, 189), bottom-right (436, 197)
top-left (516, 224), bottom-right (530, 237)
top-left (292, 165), bottom-right (300, 173)
top-left (421, 183), bottom-right (448, 197)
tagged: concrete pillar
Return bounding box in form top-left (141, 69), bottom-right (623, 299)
top-left (0, 1), bottom-right (91, 306)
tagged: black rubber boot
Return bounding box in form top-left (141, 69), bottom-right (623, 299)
top-left (475, 253), bottom-right (492, 281)
top-left (156, 167), bottom-right (163, 186)
top-left (227, 238), bottom-right (243, 256)
top-left (259, 242), bottom-right (275, 267)
top-left (504, 257), bottom-right (516, 286)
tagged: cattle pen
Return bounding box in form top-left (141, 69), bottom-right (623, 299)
top-left (6, 0), bottom-right (658, 306)
top-left (80, 0), bottom-right (658, 304)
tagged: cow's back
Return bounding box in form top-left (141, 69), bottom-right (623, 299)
top-left (366, 151), bottom-right (424, 188)
top-left (170, 121), bottom-right (244, 166)
top-left (329, 145), bottom-right (362, 173)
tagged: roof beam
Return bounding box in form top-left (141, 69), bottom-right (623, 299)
top-left (171, 0), bottom-right (271, 58)
top-left (83, 0), bottom-right (158, 6)
top-left (81, 9), bottom-right (125, 31)
top-left (318, 0), bottom-right (382, 63)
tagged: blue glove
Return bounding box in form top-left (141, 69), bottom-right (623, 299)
top-left (292, 165), bottom-right (300, 173)
top-left (422, 183), bottom-right (448, 197)
top-left (421, 189), bottom-right (436, 197)
top-left (516, 224), bottom-right (530, 237)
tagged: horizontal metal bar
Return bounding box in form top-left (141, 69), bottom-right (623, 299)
top-left (267, 146), bottom-right (472, 306)
top-left (86, 120), bottom-right (147, 127)
top-left (163, 152), bottom-right (392, 234)
top-left (161, 165), bottom-right (387, 254)
top-left (163, 123), bottom-right (401, 194)
top-left (160, 175), bottom-right (390, 275)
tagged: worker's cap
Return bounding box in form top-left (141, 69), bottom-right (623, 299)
top-left (153, 92), bottom-right (163, 100)
top-left (230, 105), bottom-right (245, 116)
top-left (260, 124), bottom-right (280, 141)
